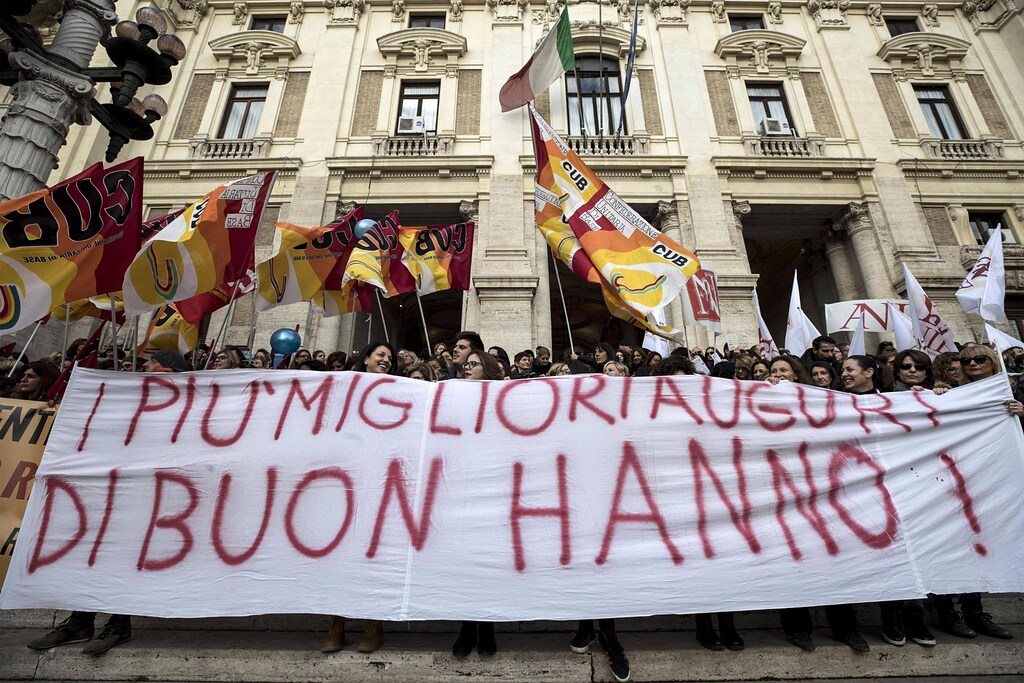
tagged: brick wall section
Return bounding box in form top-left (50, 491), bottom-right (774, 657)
top-left (966, 74), bottom-right (1012, 139)
top-left (922, 206), bottom-right (959, 246)
top-left (871, 73), bottom-right (916, 139)
top-left (801, 71), bottom-right (842, 138)
top-left (535, 89), bottom-right (550, 121)
top-left (704, 70), bottom-right (740, 136)
top-left (273, 72), bottom-right (310, 138)
top-left (173, 74), bottom-right (215, 139)
top-left (638, 69), bottom-right (663, 135)
top-left (255, 205), bottom-right (280, 250)
top-left (456, 70), bottom-right (482, 135)
top-left (351, 71), bottom-right (384, 136)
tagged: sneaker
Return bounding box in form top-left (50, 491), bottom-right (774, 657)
top-left (569, 628), bottom-right (596, 654)
top-left (787, 632), bottom-right (815, 652)
top-left (938, 610), bottom-right (977, 639)
top-left (27, 614), bottom-right (94, 651)
top-left (81, 616), bottom-right (131, 655)
top-left (965, 612), bottom-right (1013, 640)
top-left (905, 615), bottom-right (937, 647)
top-left (599, 632), bottom-right (630, 683)
top-left (835, 631), bottom-right (870, 653)
top-left (881, 608), bottom-right (906, 646)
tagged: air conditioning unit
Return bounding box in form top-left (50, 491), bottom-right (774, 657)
top-left (759, 117), bottom-right (792, 136)
top-left (397, 115), bottom-right (426, 134)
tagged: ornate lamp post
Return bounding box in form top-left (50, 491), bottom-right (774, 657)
top-left (0, 0), bottom-right (186, 201)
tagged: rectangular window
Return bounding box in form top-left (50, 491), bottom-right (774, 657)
top-left (968, 211), bottom-right (1017, 245)
top-left (746, 82), bottom-right (796, 135)
top-left (565, 56), bottom-right (626, 136)
top-left (730, 14), bottom-right (765, 31)
top-left (250, 16), bottom-right (286, 32)
top-left (219, 84), bottom-right (268, 139)
top-left (914, 85), bottom-right (967, 140)
top-left (885, 17), bottom-right (920, 37)
top-left (397, 81), bottom-right (440, 135)
top-left (409, 13), bottom-right (446, 28)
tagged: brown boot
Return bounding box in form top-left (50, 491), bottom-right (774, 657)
top-left (321, 616), bottom-right (346, 653)
top-left (356, 620), bottom-right (384, 653)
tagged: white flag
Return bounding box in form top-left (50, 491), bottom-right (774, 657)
top-left (785, 272), bottom-right (820, 354)
top-left (691, 354), bottom-right (711, 375)
top-left (903, 264), bottom-right (957, 357)
top-left (887, 303), bottom-right (920, 352)
top-left (985, 323), bottom-right (1024, 356)
top-left (957, 229), bottom-right (1006, 324)
top-left (848, 316), bottom-right (866, 356)
top-left (753, 290), bottom-right (780, 359)
top-left (642, 307), bottom-right (671, 357)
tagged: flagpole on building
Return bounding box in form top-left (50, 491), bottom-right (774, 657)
top-left (109, 294), bottom-right (119, 369)
top-left (6, 319), bottom-right (43, 378)
top-left (414, 293), bottom-right (431, 352)
top-left (550, 250), bottom-right (576, 354)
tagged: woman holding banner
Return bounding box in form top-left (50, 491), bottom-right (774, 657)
top-left (321, 342), bottom-right (398, 655)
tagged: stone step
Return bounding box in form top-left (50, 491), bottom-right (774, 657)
top-left (3, 593), bottom-right (1021, 633)
top-left (0, 626), bottom-right (1020, 682)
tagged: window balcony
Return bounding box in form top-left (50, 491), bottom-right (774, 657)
top-left (924, 138), bottom-right (1003, 161)
top-left (372, 134), bottom-right (454, 157)
top-left (745, 135), bottom-right (824, 158)
top-left (565, 135), bottom-right (650, 156)
top-left (189, 136), bottom-right (270, 160)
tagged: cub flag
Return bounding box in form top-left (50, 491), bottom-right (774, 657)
top-left (398, 222), bottom-right (475, 294)
top-left (341, 211), bottom-right (415, 306)
top-left (0, 158), bottom-right (143, 334)
top-left (255, 207), bottom-right (364, 313)
top-left (122, 172), bottom-right (276, 316)
top-left (51, 294), bottom-right (126, 325)
top-left (138, 303), bottom-right (198, 355)
top-left (530, 104), bottom-right (700, 341)
top-left (956, 228), bottom-right (1006, 324)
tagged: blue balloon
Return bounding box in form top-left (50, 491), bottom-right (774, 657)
top-left (354, 218), bottom-right (377, 238)
top-left (270, 328), bottom-right (301, 355)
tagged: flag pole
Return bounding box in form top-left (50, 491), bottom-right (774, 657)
top-left (211, 279), bottom-right (243, 355)
top-left (6, 319), bottom-right (43, 378)
top-left (62, 303), bottom-right (71, 365)
top-left (131, 314), bottom-right (140, 371)
top-left (374, 289), bottom-right (390, 343)
top-left (550, 249), bottom-right (575, 355)
top-left (414, 293), bottom-right (431, 353)
top-left (109, 293), bottom-right (119, 369)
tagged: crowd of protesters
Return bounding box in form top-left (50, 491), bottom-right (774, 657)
top-left (2, 330), bottom-right (1021, 683)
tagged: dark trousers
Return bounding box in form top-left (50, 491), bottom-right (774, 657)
top-left (780, 605), bottom-right (858, 638)
top-left (934, 593), bottom-right (983, 615)
top-left (577, 618), bottom-right (617, 636)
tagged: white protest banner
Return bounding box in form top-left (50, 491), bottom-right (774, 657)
top-left (825, 300), bottom-right (910, 334)
top-left (3, 370), bottom-right (1024, 619)
top-left (681, 269), bottom-right (722, 334)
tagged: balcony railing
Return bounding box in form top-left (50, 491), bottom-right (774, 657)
top-left (374, 135), bottom-right (454, 157)
top-left (746, 136), bottom-right (823, 157)
top-left (926, 139), bottom-right (1003, 161)
top-left (565, 135), bottom-right (649, 156)
top-left (189, 137), bottom-right (269, 160)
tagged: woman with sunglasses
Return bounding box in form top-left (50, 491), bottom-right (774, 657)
top-left (892, 350), bottom-right (934, 391)
top-left (930, 344), bottom-right (1020, 641)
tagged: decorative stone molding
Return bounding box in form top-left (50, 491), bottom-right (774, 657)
top-left (174, 0), bottom-right (208, 30)
top-left (877, 33), bottom-right (971, 78)
top-left (566, 21), bottom-right (647, 58)
top-left (865, 3), bottom-right (883, 25)
top-left (655, 200), bottom-right (680, 233)
top-left (232, 1), bottom-right (248, 24)
top-left (487, 0), bottom-right (528, 23)
top-left (459, 199), bottom-right (480, 222)
top-left (392, 0), bottom-right (406, 22)
top-left (711, 1), bottom-right (727, 22)
top-left (377, 28), bottom-right (468, 76)
top-left (714, 30), bottom-right (806, 76)
top-left (832, 202), bottom-right (872, 237)
top-left (921, 4), bottom-right (940, 26)
top-left (288, 0), bottom-right (304, 23)
top-left (732, 200), bottom-right (752, 229)
top-left (767, 1), bottom-right (783, 24)
top-left (808, 0), bottom-right (851, 29)
top-left (649, 0), bottom-right (690, 24)
top-left (208, 31), bottom-right (301, 74)
top-left (449, 0), bottom-right (464, 21)
top-left (532, 0), bottom-right (562, 27)
top-left (961, 0), bottom-right (1016, 31)
top-left (324, 0), bottom-right (364, 25)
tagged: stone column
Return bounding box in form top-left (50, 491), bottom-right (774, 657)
top-left (0, 0), bottom-right (117, 200)
top-left (459, 199), bottom-right (481, 332)
top-left (836, 202), bottom-right (895, 300)
top-left (821, 233), bottom-right (862, 301)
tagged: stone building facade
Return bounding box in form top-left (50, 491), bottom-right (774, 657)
top-left (7, 0), bottom-right (1024, 356)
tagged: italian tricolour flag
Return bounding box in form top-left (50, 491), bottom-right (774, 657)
top-left (499, 8), bottom-right (575, 112)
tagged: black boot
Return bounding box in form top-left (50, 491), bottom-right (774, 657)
top-left (718, 612), bottom-right (744, 651)
top-left (452, 621), bottom-right (477, 658)
top-left (477, 622), bottom-right (497, 656)
top-left (695, 614), bottom-right (724, 650)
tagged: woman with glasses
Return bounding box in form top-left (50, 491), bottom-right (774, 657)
top-left (931, 344), bottom-right (1020, 641)
top-left (289, 348), bottom-right (312, 369)
top-left (251, 348), bottom-right (272, 369)
top-left (451, 348), bottom-right (502, 658)
top-left (932, 352), bottom-right (961, 387)
top-left (547, 362), bottom-right (573, 377)
top-left (321, 342), bottom-right (397, 656)
top-left (892, 350), bottom-right (933, 391)
top-left (212, 349), bottom-right (240, 370)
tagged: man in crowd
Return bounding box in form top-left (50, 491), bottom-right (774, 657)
top-left (443, 331), bottom-right (484, 379)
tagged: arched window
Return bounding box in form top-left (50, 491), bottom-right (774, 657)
top-left (565, 56), bottom-right (626, 136)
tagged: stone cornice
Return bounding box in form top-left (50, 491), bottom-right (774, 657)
top-left (208, 30), bottom-right (301, 61)
top-left (142, 159), bottom-right (301, 180)
top-left (377, 28), bottom-right (468, 59)
top-left (877, 32), bottom-right (972, 75)
top-left (518, 154), bottom-right (686, 175)
top-left (714, 29), bottom-right (806, 76)
top-left (897, 158), bottom-right (1024, 179)
top-left (712, 156), bottom-right (876, 180)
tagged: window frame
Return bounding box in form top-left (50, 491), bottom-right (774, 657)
top-left (745, 81), bottom-right (797, 135)
top-left (564, 55), bottom-right (628, 137)
top-left (884, 17), bottom-right (920, 37)
top-left (914, 84), bottom-right (969, 140)
top-left (967, 210), bottom-right (1017, 245)
top-left (396, 80), bottom-right (441, 135)
top-left (729, 14), bottom-right (766, 32)
top-left (249, 16), bottom-right (287, 32)
top-left (218, 83), bottom-right (269, 139)
top-left (408, 13), bottom-right (447, 29)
